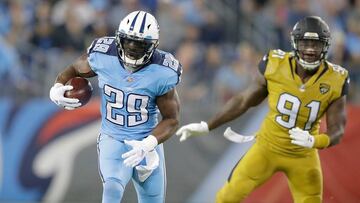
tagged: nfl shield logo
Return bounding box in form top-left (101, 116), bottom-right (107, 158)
top-left (319, 83), bottom-right (330, 94)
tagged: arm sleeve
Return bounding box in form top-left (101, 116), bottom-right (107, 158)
top-left (86, 39), bottom-right (99, 73)
top-left (87, 38), bottom-right (99, 56)
top-left (87, 53), bottom-right (99, 73)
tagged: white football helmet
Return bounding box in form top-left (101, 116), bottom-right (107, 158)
top-left (115, 11), bottom-right (160, 69)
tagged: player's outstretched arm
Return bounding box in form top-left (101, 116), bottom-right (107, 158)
top-left (176, 70), bottom-right (268, 142)
top-left (207, 70), bottom-right (268, 130)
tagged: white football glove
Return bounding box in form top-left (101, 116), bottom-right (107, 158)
top-left (223, 127), bottom-right (255, 143)
top-left (49, 83), bottom-right (81, 110)
top-left (289, 127), bottom-right (314, 148)
top-left (176, 121), bottom-right (209, 142)
top-left (122, 135), bottom-right (158, 167)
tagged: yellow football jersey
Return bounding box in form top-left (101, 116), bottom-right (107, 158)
top-left (257, 49), bottom-right (349, 156)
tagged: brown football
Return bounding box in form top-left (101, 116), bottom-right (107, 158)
top-left (64, 77), bottom-right (93, 106)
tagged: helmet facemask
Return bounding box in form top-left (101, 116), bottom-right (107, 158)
top-left (291, 36), bottom-right (330, 70)
top-left (115, 31), bottom-right (158, 70)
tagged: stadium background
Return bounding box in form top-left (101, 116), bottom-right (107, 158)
top-left (1, 0), bottom-right (360, 202)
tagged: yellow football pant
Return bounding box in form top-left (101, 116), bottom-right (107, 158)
top-left (216, 140), bottom-right (322, 203)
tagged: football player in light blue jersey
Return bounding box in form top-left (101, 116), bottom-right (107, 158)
top-left (49, 11), bottom-right (182, 203)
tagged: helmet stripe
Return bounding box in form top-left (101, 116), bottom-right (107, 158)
top-left (139, 12), bottom-right (147, 33)
top-left (130, 11), bottom-right (141, 31)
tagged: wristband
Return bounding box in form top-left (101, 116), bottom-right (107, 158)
top-left (144, 135), bottom-right (158, 151)
top-left (314, 133), bottom-right (330, 149)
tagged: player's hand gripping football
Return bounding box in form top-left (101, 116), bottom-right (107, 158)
top-left (49, 83), bottom-right (81, 110)
top-left (122, 135), bottom-right (158, 167)
top-left (289, 127), bottom-right (314, 148)
top-left (176, 121), bottom-right (209, 142)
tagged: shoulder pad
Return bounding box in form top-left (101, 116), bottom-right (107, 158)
top-left (325, 62), bottom-right (349, 96)
top-left (326, 62), bottom-right (348, 76)
top-left (260, 49), bottom-right (293, 77)
top-left (151, 49), bottom-right (182, 76)
top-left (269, 49), bottom-right (287, 60)
top-left (87, 36), bottom-right (118, 56)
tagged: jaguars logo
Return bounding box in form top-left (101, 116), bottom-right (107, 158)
top-left (319, 83), bottom-right (330, 94)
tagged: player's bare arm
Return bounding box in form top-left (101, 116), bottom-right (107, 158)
top-left (176, 69), bottom-right (268, 142)
top-left (207, 69), bottom-right (268, 130)
top-left (152, 89), bottom-right (180, 143)
top-left (55, 53), bottom-right (96, 84)
top-left (325, 96), bottom-right (347, 146)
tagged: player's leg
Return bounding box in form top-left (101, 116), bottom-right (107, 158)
top-left (216, 142), bottom-right (277, 203)
top-left (133, 145), bottom-right (166, 203)
top-left (285, 151), bottom-right (322, 203)
top-left (97, 134), bottom-right (133, 203)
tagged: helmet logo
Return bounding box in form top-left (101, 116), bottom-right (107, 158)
top-left (139, 13), bottom-right (147, 33)
top-left (304, 32), bottom-right (319, 38)
top-left (129, 11), bottom-right (141, 32)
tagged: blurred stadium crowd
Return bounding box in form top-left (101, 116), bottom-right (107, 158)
top-left (1, 0), bottom-right (360, 106)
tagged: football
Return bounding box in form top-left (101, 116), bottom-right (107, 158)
top-left (64, 77), bottom-right (93, 106)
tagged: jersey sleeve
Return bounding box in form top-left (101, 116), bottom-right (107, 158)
top-left (151, 50), bottom-right (182, 96)
top-left (258, 52), bottom-right (269, 75)
top-left (155, 61), bottom-right (182, 96)
top-left (86, 37), bottom-right (117, 73)
top-left (341, 76), bottom-right (350, 96)
top-left (156, 72), bottom-right (180, 96)
top-left (87, 38), bottom-right (101, 73)
top-left (87, 38), bottom-right (98, 55)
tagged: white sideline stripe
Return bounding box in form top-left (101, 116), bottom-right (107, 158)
top-left (187, 105), bottom-right (268, 203)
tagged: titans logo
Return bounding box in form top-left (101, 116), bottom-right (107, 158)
top-left (0, 98), bottom-right (100, 202)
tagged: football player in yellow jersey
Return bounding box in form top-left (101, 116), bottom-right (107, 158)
top-left (176, 16), bottom-right (350, 203)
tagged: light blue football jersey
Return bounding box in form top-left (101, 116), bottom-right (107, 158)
top-left (87, 36), bottom-right (182, 141)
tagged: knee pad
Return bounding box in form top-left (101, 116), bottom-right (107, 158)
top-left (135, 185), bottom-right (163, 203)
top-left (102, 178), bottom-right (125, 202)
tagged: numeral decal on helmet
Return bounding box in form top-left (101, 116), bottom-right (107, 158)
top-left (275, 93), bottom-right (320, 130)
